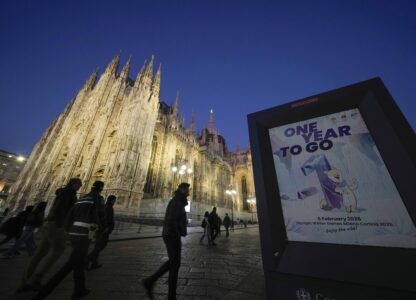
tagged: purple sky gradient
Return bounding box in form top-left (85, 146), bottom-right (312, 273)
top-left (0, 0), bottom-right (415, 156)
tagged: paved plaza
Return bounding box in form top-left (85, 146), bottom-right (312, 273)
top-left (0, 226), bottom-right (265, 300)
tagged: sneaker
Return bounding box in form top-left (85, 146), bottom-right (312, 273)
top-left (71, 289), bottom-right (91, 299)
top-left (141, 278), bottom-right (154, 300)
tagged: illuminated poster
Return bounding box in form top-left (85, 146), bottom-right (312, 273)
top-left (269, 108), bottom-right (416, 248)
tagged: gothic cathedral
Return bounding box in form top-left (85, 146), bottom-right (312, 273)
top-left (8, 55), bottom-right (255, 220)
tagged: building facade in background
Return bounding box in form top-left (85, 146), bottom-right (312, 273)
top-left (0, 150), bottom-right (26, 212)
top-left (7, 55), bottom-right (255, 220)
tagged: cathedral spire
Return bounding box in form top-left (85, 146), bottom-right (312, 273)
top-left (209, 109), bottom-right (215, 133)
top-left (143, 55), bottom-right (154, 88)
top-left (135, 59), bottom-right (147, 84)
top-left (172, 91), bottom-right (179, 116)
top-left (146, 55), bottom-right (154, 77)
top-left (201, 128), bottom-right (207, 144)
top-left (104, 53), bottom-right (121, 76)
top-left (83, 68), bottom-right (98, 90)
top-left (120, 55), bottom-right (132, 80)
top-left (189, 109), bottom-right (195, 134)
top-left (151, 64), bottom-right (161, 95)
top-left (181, 113), bottom-right (185, 128)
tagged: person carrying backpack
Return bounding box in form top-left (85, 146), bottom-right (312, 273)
top-left (86, 194), bottom-right (116, 270)
top-left (199, 211), bottom-right (211, 245)
top-left (32, 180), bottom-right (105, 300)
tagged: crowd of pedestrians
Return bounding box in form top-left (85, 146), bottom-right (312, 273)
top-left (0, 179), bottom-right (251, 299)
top-left (199, 208), bottom-right (235, 245)
top-left (0, 178), bottom-right (117, 299)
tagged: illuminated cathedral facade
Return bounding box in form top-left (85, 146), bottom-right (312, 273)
top-left (8, 55), bottom-right (255, 221)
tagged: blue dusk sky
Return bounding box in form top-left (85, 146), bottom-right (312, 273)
top-left (0, 0), bottom-right (415, 156)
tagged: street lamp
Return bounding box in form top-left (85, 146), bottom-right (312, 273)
top-left (172, 162), bottom-right (193, 214)
top-left (226, 187), bottom-right (237, 229)
top-left (247, 198), bottom-right (256, 223)
top-left (171, 162), bottom-right (193, 191)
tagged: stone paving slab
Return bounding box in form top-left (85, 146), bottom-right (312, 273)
top-left (0, 227), bottom-right (265, 299)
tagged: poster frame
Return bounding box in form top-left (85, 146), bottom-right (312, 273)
top-left (247, 77), bottom-right (416, 294)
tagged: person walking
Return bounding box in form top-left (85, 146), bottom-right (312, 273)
top-left (223, 213), bottom-right (231, 237)
top-left (32, 180), bottom-right (105, 300)
top-left (217, 216), bottom-right (222, 236)
top-left (142, 182), bottom-right (190, 300)
top-left (2, 202), bottom-right (47, 258)
top-left (17, 178), bottom-right (82, 293)
top-left (199, 211), bottom-right (211, 245)
top-left (86, 194), bottom-right (116, 270)
top-left (0, 205), bottom-right (33, 248)
top-left (208, 207), bottom-right (219, 246)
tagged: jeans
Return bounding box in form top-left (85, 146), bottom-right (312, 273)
top-left (33, 236), bottom-right (90, 299)
top-left (148, 235), bottom-right (181, 300)
top-left (200, 226), bottom-right (212, 244)
top-left (20, 221), bottom-right (66, 286)
top-left (87, 231), bottom-right (110, 266)
top-left (5, 226), bottom-right (36, 256)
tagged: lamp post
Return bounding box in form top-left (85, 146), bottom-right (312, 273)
top-left (171, 163), bottom-right (193, 189)
top-left (171, 162), bottom-right (193, 214)
top-left (247, 198), bottom-right (256, 223)
top-left (226, 187), bottom-right (237, 229)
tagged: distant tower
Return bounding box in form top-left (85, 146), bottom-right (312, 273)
top-left (209, 109), bottom-right (215, 133)
top-left (8, 54), bottom-right (161, 216)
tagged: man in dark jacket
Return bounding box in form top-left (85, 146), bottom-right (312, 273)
top-left (32, 180), bottom-right (104, 300)
top-left (0, 205), bottom-right (33, 247)
top-left (17, 178), bottom-right (82, 292)
top-left (142, 182), bottom-right (189, 300)
top-left (2, 202), bottom-right (47, 258)
top-left (208, 207), bottom-right (219, 246)
top-left (223, 213), bottom-right (231, 237)
top-left (86, 194), bottom-right (116, 270)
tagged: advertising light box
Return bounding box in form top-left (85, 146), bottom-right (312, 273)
top-left (269, 108), bottom-right (416, 248)
top-left (248, 78), bottom-right (416, 299)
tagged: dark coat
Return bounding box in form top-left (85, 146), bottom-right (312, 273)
top-left (65, 189), bottom-right (104, 237)
top-left (208, 211), bottom-right (219, 230)
top-left (105, 204), bottom-right (115, 234)
top-left (223, 215), bottom-right (231, 228)
top-left (25, 210), bottom-right (45, 228)
top-left (0, 211), bottom-right (29, 237)
top-left (162, 191), bottom-right (188, 238)
top-left (46, 187), bottom-right (78, 228)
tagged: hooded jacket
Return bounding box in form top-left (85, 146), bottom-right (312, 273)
top-left (162, 190), bottom-right (188, 238)
top-left (46, 187), bottom-right (78, 228)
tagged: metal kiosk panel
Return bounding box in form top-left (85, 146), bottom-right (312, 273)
top-left (247, 78), bottom-right (416, 300)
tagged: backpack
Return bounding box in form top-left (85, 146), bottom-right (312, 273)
top-left (201, 218), bottom-right (207, 228)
